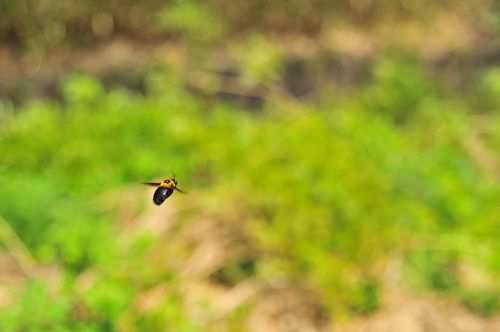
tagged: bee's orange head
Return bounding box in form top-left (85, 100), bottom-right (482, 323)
top-left (160, 178), bottom-right (177, 189)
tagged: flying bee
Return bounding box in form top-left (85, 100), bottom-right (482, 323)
top-left (143, 175), bottom-right (186, 206)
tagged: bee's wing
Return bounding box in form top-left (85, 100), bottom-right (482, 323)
top-left (143, 182), bottom-right (162, 186)
top-left (174, 187), bottom-right (187, 194)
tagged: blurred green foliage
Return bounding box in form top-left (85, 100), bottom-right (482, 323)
top-left (1, 0), bottom-right (494, 53)
top-left (1, 0), bottom-right (500, 329)
top-left (1, 56), bottom-right (500, 329)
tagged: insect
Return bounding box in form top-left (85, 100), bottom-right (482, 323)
top-left (143, 175), bottom-right (186, 206)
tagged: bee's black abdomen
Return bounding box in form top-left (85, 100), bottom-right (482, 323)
top-left (153, 187), bottom-right (173, 205)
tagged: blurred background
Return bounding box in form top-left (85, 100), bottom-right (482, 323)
top-left (1, 1), bottom-right (500, 331)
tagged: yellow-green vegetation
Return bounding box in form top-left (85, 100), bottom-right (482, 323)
top-left (1, 56), bottom-right (500, 330)
top-left (2, 0), bottom-right (500, 330)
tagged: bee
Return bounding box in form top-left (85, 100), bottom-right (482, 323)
top-left (143, 175), bottom-right (186, 206)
